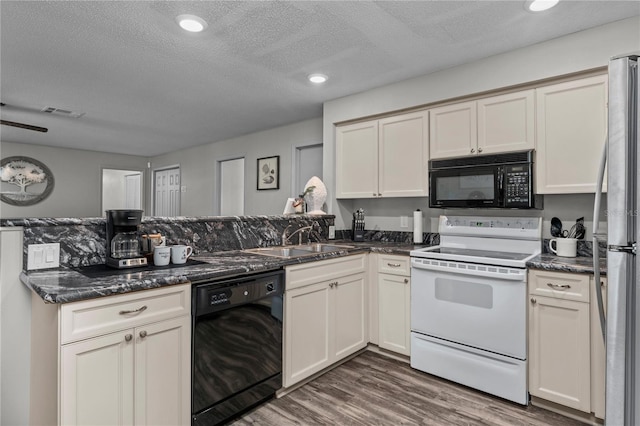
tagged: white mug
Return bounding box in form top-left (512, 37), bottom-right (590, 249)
top-left (549, 238), bottom-right (578, 258)
top-left (153, 246), bottom-right (171, 266)
top-left (171, 245), bottom-right (193, 264)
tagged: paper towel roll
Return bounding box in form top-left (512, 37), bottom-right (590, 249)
top-left (413, 209), bottom-right (423, 243)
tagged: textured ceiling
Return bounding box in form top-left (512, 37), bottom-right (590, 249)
top-left (1, 1), bottom-right (639, 157)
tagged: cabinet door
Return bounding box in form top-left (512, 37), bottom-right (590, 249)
top-left (134, 315), bottom-right (191, 426)
top-left (378, 111), bottom-right (429, 197)
top-left (284, 281), bottom-right (332, 387)
top-left (429, 101), bottom-right (477, 160)
top-left (333, 273), bottom-right (367, 360)
top-left (535, 75), bottom-right (608, 194)
top-left (61, 331), bottom-right (135, 426)
top-left (378, 273), bottom-right (410, 356)
top-left (477, 90), bottom-right (535, 155)
top-left (591, 277), bottom-right (607, 419)
top-left (529, 295), bottom-right (591, 412)
top-left (335, 120), bottom-right (379, 198)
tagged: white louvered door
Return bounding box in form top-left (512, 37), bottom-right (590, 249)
top-left (154, 168), bottom-right (181, 216)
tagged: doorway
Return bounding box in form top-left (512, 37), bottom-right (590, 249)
top-left (293, 144), bottom-right (323, 197)
top-left (154, 167), bottom-right (181, 217)
top-left (101, 168), bottom-right (143, 214)
top-left (218, 158), bottom-right (245, 216)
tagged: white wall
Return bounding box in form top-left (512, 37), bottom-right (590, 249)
top-left (150, 118), bottom-right (323, 216)
top-left (323, 16), bottom-right (640, 232)
top-left (0, 142), bottom-right (149, 219)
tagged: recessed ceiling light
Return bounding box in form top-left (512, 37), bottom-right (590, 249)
top-left (176, 14), bottom-right (207, 32)
top-left (525, 0), bottom-right (560, 12)
top-left (308, 74), bottom-right (328, 84)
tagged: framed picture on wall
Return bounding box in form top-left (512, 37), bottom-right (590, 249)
top-left (257, 156), bottom-right (279, 190)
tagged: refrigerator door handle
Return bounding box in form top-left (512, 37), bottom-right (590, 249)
top-left (609, 242), bottom-right (637, 254)
top-left (592, 136), bottom-right (608, 342)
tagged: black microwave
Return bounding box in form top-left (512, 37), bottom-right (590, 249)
top-left (429, 151), bottom-right (539, 209)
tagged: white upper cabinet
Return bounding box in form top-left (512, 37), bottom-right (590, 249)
top-left (535, 74), bottom-right (608, 194)
top-left (429, 101), bottom-right (477, 159)
top-left (430, 90), bottom-right (534, 160)
top-left (335, 120), bottom-right (379, 198)
top-left (378, 112), bottom-right (429, 197)
top-left (477, 90), bottom-right (535, 154)
top-left (336, 111), bottom-right (428, 199)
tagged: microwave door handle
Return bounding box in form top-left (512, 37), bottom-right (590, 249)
top-left (497, 169), bottom-right (504, 203)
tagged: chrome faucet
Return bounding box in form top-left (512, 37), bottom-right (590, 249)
top-left (282, 221), bottom-right (321, 245)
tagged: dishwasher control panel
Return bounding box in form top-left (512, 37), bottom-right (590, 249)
top-left (194, 270), bottom-right (284, 316)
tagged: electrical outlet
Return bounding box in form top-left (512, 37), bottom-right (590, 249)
top-left (28, 243), bottom-right (60, 270)
top-left (400, 216), bottom-right (409, 228)
top-left (181, 185), bottom-right (187, 193)
top-left (328, 225), bottom-right (336, 239)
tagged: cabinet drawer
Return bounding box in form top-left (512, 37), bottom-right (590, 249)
top-left (378, 254), bottom-right (410, 276)
top-left (60, 284), bottom-right (191, 344)
top-left (286, 254), bottom-right (366, 290)
top-left (528, 270), bottom-right (589, 302)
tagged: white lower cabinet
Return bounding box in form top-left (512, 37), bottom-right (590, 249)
top-left (528, 269), bottom-right (606, 419)
top-left (284, 254), bottom-right (367, 387)
top-left (377, 254), bottom-right (411, 356)
top-left (31, 284), bottom-right (191, 426)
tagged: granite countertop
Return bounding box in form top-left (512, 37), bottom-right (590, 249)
top-left (526, 254), bottom-right (607, 276)
top-left (22, 241), bottom-right (422, 304)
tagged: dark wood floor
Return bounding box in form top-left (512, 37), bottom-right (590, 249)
top-left (232, 350), bottom-right (584, 426)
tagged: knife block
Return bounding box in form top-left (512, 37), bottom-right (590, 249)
top-left (352, 219), bottom-right (364, 242)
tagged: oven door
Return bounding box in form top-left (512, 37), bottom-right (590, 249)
top-left (429, 164), bottom-right (502, 208)
top-left (410, 258), bottom-right (526, 359)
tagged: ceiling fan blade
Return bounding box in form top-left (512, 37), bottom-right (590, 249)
top-left (0, 119), bottom-right (48, 133)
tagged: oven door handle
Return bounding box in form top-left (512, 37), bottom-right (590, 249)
top-left (411, 259), bottom-right (526, 281)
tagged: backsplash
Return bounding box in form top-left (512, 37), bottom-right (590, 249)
top-left (335, 229), bottom-right (440, 246)
top-left (1, 215), bottom-right (334, 269)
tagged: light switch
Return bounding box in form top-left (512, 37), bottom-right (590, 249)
top-left (28, 243), bottom-right (60, 270)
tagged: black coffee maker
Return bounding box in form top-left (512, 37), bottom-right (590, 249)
top-left (106, 209), bottom-right (148, 269)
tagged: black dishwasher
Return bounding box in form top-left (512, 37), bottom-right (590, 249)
top-left (192, 270), bottom-right (284, 426)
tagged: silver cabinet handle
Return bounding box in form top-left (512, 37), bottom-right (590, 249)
top-left (373, 193), bottom-right (377, 197)
top-left (547, 283), bottom-right (571, 290)
top-left (478, 147), bottom-right (483, 153)
top-left (139, 330), bottom-right (147, 338)
top-left (378, 193), bottom-right (382, 196)
top-left (387, 263), bottom-right (401, 267)
top-left (329, 282), bottom-right (338, 288)
top-left (530, 297), bottom-right (537, 305)
top-left (470, 148), bottom-right (475, 154)
top-left (404, 278), bottom-right (409, 284)
top-left (124, 334), bottom-right (133, 342)
top-left (119, 305), bottom-right (148, 315)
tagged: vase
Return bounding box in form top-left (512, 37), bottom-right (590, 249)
top-left (304, 176), bottom-right (327, 214)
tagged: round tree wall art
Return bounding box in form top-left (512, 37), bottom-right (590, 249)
top-left (1, 156), bottom-right (54, 206)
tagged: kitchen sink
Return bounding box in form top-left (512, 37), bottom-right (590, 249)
top-left (294, 243), bottom-right (354, 253)
top-left (244, 244), bottom-right (354, 258)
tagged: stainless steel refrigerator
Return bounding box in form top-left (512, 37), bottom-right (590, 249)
top-left (593, 53), bottom-right (639, 426)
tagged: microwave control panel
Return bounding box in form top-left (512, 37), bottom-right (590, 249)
top-left (504, 165), bottom-right (531, 207)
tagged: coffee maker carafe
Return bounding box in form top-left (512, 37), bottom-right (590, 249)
top-left (106, 209), bottom-right (147, 269)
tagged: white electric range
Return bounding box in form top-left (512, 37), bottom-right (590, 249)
top-left (410, 215), bottom-right (542, 405)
